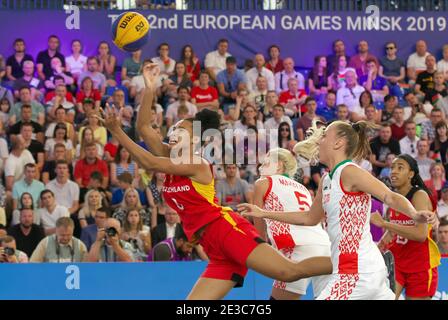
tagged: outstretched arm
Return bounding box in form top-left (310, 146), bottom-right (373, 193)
top-left (136, 64), bottom-right (170, 157)
top-left (238, 179), bottom-right (325, 226)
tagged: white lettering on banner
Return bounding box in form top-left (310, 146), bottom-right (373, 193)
top-left (106, 13), bottom-right (446, 33)
top-left (65, 5), bottom-right (80, 30)
top-left (65, 265), bottom-right (80, 290)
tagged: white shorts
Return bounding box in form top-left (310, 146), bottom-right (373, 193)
top-left (274, 244), bottom-right (331, 297)
top-left (316, 269), bottom-right (395, 300)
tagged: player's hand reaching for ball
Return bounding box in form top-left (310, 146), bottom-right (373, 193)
top-left (237, 203), bottom-right (266, 219)
top-left (143, 63), bottom-right (160, 90)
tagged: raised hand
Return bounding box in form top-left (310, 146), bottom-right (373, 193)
top-left (96, 103), bottom-right (121, 133)
top-left (142, 63), bottom-right (161, 90)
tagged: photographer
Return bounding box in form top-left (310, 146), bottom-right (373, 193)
top-left (87, 218), bottom-right (134, 262)
top-left (30, 217), bottom-right (87, 263)
top-left (0, 236), bottom-right (28, 263)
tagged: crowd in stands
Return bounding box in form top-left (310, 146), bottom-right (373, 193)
top-left (1, 35), bottom-right (448, 264)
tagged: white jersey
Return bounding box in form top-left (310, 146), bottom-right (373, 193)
top-left (263, 175), bottom-right (330, 249)
top-left (322, 161), bottom-right (386, 274)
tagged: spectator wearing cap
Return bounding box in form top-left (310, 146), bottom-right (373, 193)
top-left (296, 97), bottom-right (326, 141)
top-left (30, 217), bottom-right (87, 263)
top-left (204, 38), bottom-right (231, 80)
top-left (437, 184), bottom-right (448, 220)
top-left (216, 56), bottom-right (248, 114)
top-left (263, 104), bottom-right (292, 132)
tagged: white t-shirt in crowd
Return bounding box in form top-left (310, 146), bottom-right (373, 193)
top-left (44, 138), bottom-right (73, 159)
top-left (46, 179), bottom-right (80, 210)
top-left (407, 52), bottom-right (431, 72)
top-left (165, 101), bottom-right (198, 125)
top-left (245, 67), bottom-right (275, 92)
top-left (204, 50), bottom-right (231, 75)
top-left (437, 59), bottom-right (448, 77)
top-left (65, 55), bottom-right (87, 75)
top-left (0, 137), bottom-right (9, 172)
top-left (4, 149), bottom-right (35, 181)
top-left (336, 85), bottom-right (365, 114)
top-left (38, 205), bottom-right (70, 230)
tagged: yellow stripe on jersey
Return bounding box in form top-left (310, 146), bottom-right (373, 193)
top-left (191, 179), bottom-right (245, 235)
top-left (427, 226), bottom-right (441, 269)
top-left (427, 268), bottom-right (432, 292)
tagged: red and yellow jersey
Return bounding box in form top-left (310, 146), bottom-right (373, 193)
top-left (388, 208), bottom-right (441, 273)
top-left (162, 165), bottom-right (234, 241)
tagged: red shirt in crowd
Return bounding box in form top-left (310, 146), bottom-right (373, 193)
top-left (191, 86), bottom-right (218, 104)
top-left (279, 89), bottom-right (308, 114)
top-left (186, 62), bottom-right (201, 83)
top-left (104, 142), bottom-right (119, 159)
top-left (266, 59), bottom-right (284, 74)
top-left (391, 123), bottom-right (406, 141)
top-left (44, 91), bottom-right (75, 103)
top-left (74, 158), bottom-right (109, 187)
top-left (76, 89), bottom-right (102, 104)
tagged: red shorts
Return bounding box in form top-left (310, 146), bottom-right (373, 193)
top-left (199, 211), bottom-right (263, 287)
top-left (395, 267), bottom-right (438, 298)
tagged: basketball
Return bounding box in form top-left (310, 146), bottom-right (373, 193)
top-left (112, 11), bottom-right (150, 52)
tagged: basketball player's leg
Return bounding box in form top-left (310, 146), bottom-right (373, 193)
top-left (187, 277), bottom-right (236, 300)
top-left (395, 282), bottom-right (404, 300)
top-left (404, 268), bottom-right (437, 300)
top-left (246, 243), bottom-right (333, 282)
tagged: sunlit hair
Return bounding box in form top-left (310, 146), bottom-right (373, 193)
top-left (293, 120), bottom-right (326, 165)
top-left (267, 148), bottom-right (297, 177)
top-left (120, 188), bottom-right (143, 210)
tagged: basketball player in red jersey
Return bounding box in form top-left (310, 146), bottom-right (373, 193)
top-left (98, 63), bottom-right (332, 299)
top-left (371, 154), bottom-right (441, 299)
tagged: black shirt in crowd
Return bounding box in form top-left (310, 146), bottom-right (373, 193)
top-left (430, 139), bottom-right (448, 165)
top-left (370, 136), bottom-right (401, 176)
top-left (8, 120), bottom-right (43, 136)
top-left (42, 160), bottom-right (74, 181)
top-left (26, 140), bottom-right (45, 163)
top-left (6, 54), bottom-right (34, 79)
top-left (36, 50), bottom-right (66, 79)
top-left (416, 70), bottom-right (436, 94)
top-left (7, 224), bottom-right (45, 258)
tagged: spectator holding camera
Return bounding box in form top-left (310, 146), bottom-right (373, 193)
top-left (87, 218), bottom-right (134, 262)
top-left (121, 209), bottom-right (152, 261)
top-left (80, 207), bottom-right (109, 251)
top-left (0, 236), bottom-right (28, 263)
top-left (30, 217), bottom-right (87, 263)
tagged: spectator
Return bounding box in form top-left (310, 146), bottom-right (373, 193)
top-left (0, 236), bottom-right (28, 263)
top-left (415, 55), bottom-right (437, 98)
top-left (215, 164), bottom-right (253, 211)
top-left (381, 95), bottom-right (398, 123)
top-left (79, 171), bottom-right (111, 208)
top-left (276, 121), bottom-right (297, 151)
top-left (227, 88), bottom-right (249, 122)
top-left (43, 57), bottom-right (74, 91)
top-left (11, 192), bottom-right (37, 225)
top-left (46, 160), bottom-right (79, 215)
top-left (421, 108), bottom-right (444, 142)
top-left (9, 105), bottom-right (44, 144)
top-left (8, 208), bottom-right (45, 257)
top-left (336, 104), bottom-right (350, 123)
top-left (308, 55), bottom-right (330, 97)
top-left (30, 217), bottom-right (87, 263)
top-left (113, 188), bottom-right (150, 227)
top-left (78, 57), bottom-right (107, 95)
top-left (5, 38), bottom-right (34, 84)
top-left (259, 90), bottom-right (279, 121)
top-left (416, 139), bottom-right (435, 181)
top-left (97, 41), bottom-right (117, 86)
top-left (233, 104), bottom-right (264, 132)
top-left (0, 84), bottom-right (13, 115)
top-left (278, 77), bottom-right (307, 118)
top-left (265, 44), bottom-right (284, 74)
top-left (246, 54), bottom-right (275, 92)
top-left (429, 120), bottom-right (448, 164)
top-left (45, 106), bottom-right (76, 145)
top-left (65, 39), bottom-right (87, 82)
top-left (121, 49), bottom-right (143, 89)
top-left (247, 76), bottom-right (270, 111)
top-left (327, 55), bottom-right (355, 91)
top-left (74, 142), bottom-right (109, 189)
top-left (78, 189), bottom-right (103, 228)
top-left (80, 206), bottom-right (109, 251)
top-left (111, 172), bottom-right (146, 207)
top-left (104, 136), bottom-right (119, 163)
top-left (407, 40), bottom-right (431, 83)
top-left (44, 122), bottom-right (73, 162)
top-left (0, 97), bottom-right (12, 129)
top-left (370, 122), bottom-right (401, 176)
top-left (296, 97), bottom-right (326, 141)
top-left (161, 62), bottom-right (193, 106)
top-left (121, 209), bottom-right (152, 261)
top-left (165, 86), bottom-right (197, 129)
top-left (190, 71), bottom-right (219, 111)
top-left (349, 40), bottom-right (379, 79)
top-left (180, 44), bottom-right (201, 83)
top-left (79, 112), bottom-right (107, 147)
top-left (130, 58), bottom-right (162, 106)
top-left (216, 56), bottom-right (247, 113)
top-left (399, 120), bottom-right (419, 158)
top-left (426, 72), bottom-right (448, 114)
top-left (148, 172), bottom-right (165, 227)
top-left (326, 39), bottom-right (350, 75)
top-left (425, 162), bottom-right (446, 209)
top-left (360, 59), bottom-right (389, 105)
top-left (263, 104), bottom-right (293, 132)
top-left (13, 60), bottom-right (44, 101)
top-left (76, 77), bottom-right (102, 112)
top-left (152, 43), bottom-right (176, 78)
top-left (87, 218), bottom-right (134, 262)
top-left (390, 106), bottom-right (406, 141)
top-left (274, 57), bottom-right (304, 94)
top-left (4, 136), bottom-right (35, 191)
top-left (316, 90), bottom-right (337, 122)
top-left (151, 204), bottom-right (181, 246)
top-left (148, 227), bottom-right (194, 262)
top-left (379, 153), bottom-right (396, 179)
top-left (204, 38), bottom-right (231, 80)
top-left (336, 70), bottom-right (365, 116)
top-left (36, 35), bottom-right (66, 81)
top-left (379, 41), bottom-right (406, 98)
top-left (46, 86), bottom-right (76, 124)
top-left (108, 89), bottom-right (134, 136)
top-left (41, 143), bottom-right (73, 185)
top-left (437, 218), bottom-right (448, 254)
top-left (12, 163), bottom-right (44, 210)
top-left (9, 87), bottom-right (45, 126)
top-left (75, 126), bottom-right (103, 162)
top-left (110, 145), bottom-right (139, 189)
top-left (37, 189), bottom-right (70, 235)
top-left (437, 44), bottom-right (448, 81)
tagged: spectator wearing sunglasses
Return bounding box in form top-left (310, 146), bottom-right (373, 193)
top-left (379, 42), bottom-right (406, 99)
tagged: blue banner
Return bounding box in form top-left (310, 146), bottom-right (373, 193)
top-left (0, 10), bottom-right (447, 68)
top-left (0, 259), bottom-right (447, 299)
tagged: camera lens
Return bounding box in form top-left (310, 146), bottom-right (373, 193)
top-left (4, 247), bottom-right (15, 256)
